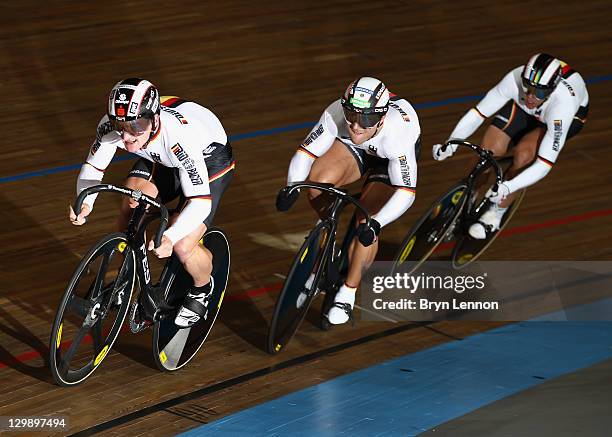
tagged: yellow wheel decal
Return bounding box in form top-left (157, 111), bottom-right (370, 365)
top-left (457, 253), bottom-right (473, 265)
top-left (218, 289), bottom-right (226, 309)
top-left (94, 345), bottom-right (110, 367)
top-left (117, 242), bottom-right (127, 253)
top-left (451, 190), bottom-right (464, 205)
top-left (159, 351), bottom-right (167, 364)
top-left (300, 247), bottom-right (309, 263)
top-left (275, 344), bottom-right (282, 352)
top-left (398, 236), bottom-right (417, 263)
top-left (56, 323), bottom-right (63, 349)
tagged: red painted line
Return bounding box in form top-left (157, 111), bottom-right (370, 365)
top-left (2, 207), bottom-right (612, 370)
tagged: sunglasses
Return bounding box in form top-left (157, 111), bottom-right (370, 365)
top-left (521, 78), bottom-right (553, 100)
top-left (111, 118), bottom-right (152, 136)
top-left (342, 108), bottom-right (385, 129)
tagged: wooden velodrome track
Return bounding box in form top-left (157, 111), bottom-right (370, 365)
top-left (1, 1), bottom-right (611, 435)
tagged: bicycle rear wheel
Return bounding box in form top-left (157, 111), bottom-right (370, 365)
top-left (152, 228), bottom-right (230, 371)
top-left (393, 183), bottom-right (468, 274)
top-left (49, 233), bottom-right (135, 386)
top-left (267, 222), bottom-right (331, 354)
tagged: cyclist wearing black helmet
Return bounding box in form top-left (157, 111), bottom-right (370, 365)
top-left (70, 78), bottom-right (235, 328)
top-left (433, 53), bottom-right (589, 239)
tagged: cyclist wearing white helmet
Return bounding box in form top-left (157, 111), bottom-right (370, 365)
top-left (433, 53), bottom-right (589, 239)
top-left (277, 76), bottom-right (421, 325)
top-left (70, 78), bottom-right (235, 328)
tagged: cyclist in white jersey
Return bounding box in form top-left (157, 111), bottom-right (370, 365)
top-left (276, 77), bottom-right (421, 325)
top-left (69, 78), bottom-right (235, 328)
top-left (433, 53), bottom-right (589, 239)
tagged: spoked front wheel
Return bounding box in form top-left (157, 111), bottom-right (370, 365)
top-left (393, 183), bottom-right (468, 274)
top-left (152, 228), bottom-right (230, 371)
top-left (49, 233), bottom-right (135, 386)
top-left (267, 222), bottom-right (331, 354)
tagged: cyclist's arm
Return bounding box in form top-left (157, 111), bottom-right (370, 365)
top-left (504, 110), bottom-right (573, 194)
top-left (77, 120), bottom-right (120, 211)
top-left (163, 146), bottom-right (212, 245)
top-left (447, 68), bottom-right (519, 150)
top-left (373, 154), bottom-right (417, 228)
top-left (287, 107), bottom-right (338, 184)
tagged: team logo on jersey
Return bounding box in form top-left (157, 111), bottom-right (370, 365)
top-left (91, 141), bottom-right (101, 155)
top-left (389, 102), bottom-right (410, 122)
top-left (398, 155), bottom-right (411, 186)
top-left (304, 124), bottom-right (324, 146)
top-left (171, 143), bottom-right (188, 160)
top-left (561, 81), bottom-right (575, 96)
top-left (162, 107), bottom-right (188, 124)
top-left (367, 144), bottom-right (378, 155)
top-left (96, 121), bottom-right (115, 141)
top-left (150, 152), bottom-right (162, 163)
top-left (553, 120), bottom-right (563, 151)
top-left (171, 143), bottom-right (203, 185)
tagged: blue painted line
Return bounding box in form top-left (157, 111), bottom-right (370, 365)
top-left (180, 321), bottom-right (612, 436)
top-left (2, 73), bottom-right (610, 185)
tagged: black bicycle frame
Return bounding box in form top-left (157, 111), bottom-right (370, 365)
top-left (443, 140), bottom-right (504, 229)
top-left (74, 184), bottom-right (169, 318)
top-left (284, 182), bottom-right (371, 287)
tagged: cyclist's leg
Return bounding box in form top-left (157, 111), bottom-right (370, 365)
top-left (470, 102), bottom-right (516, 190)
top-left (118, 159), bottom-right (161, 231)
top-left (345, 181), bottom-right (395, 287)
top-left (327, 156), bottom-right (394, 324)
top-left (174, 151), bottom-right (234, 327)
top-left (307, 139), bottom-right (363, 218)
top-left (499, 126), bottom-right (544, 208)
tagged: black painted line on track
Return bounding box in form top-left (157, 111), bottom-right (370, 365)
top-left (69, 321), bottom-right (435, 436)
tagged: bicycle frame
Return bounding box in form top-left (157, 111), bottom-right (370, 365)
top-left (74, 184), bottom-right (170, 320)
top-left (444, 140), bottom-right (504, 231)
top-left (285, 182), bottom-right (371, 291)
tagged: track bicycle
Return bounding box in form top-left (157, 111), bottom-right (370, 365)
top-left (49, 184), bottom-right (230, 386)
top-left (394, 140), bottom-right (526, 272)
top-left (267, 182), bottom-right (371, 354)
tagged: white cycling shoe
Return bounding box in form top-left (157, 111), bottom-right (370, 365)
top-left (175, 277), bottom-right (214, 329)
top-left (326, 287), bottom-right (356, 325)
top-left (468, 205), bottom-right (507, 240)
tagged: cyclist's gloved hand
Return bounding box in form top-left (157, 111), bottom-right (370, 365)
top-left (486, 182), bottom-right (510, 205)
top-left (433, 143), bottom-right (454, 161)
top-left (276, 187), bottom-right (299, 212)
top-left (357, 219), bottom-right (381, 247)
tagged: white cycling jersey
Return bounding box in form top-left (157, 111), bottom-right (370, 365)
top-left (77, 98), bottom-right (229, 244)
top-left (287, 97), bottom-right (420, 227)
top-left (449, 63), bottom-right (589, 194)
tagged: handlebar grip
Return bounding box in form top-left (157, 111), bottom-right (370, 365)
top-left (73, 184), bottom-right (169, 249)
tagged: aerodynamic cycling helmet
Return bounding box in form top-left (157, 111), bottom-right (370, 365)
top-left (521, 53), bottom-right (562, 100)
top-left (341, 77), bottom-right (390, 128)
top-left (107, 78), bottom-right (160, 135)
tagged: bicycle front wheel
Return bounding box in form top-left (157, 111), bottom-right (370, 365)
top-left (49, 233), bottom-right (135, 386)
top-left (267, 222), bottom-right (331, 354)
